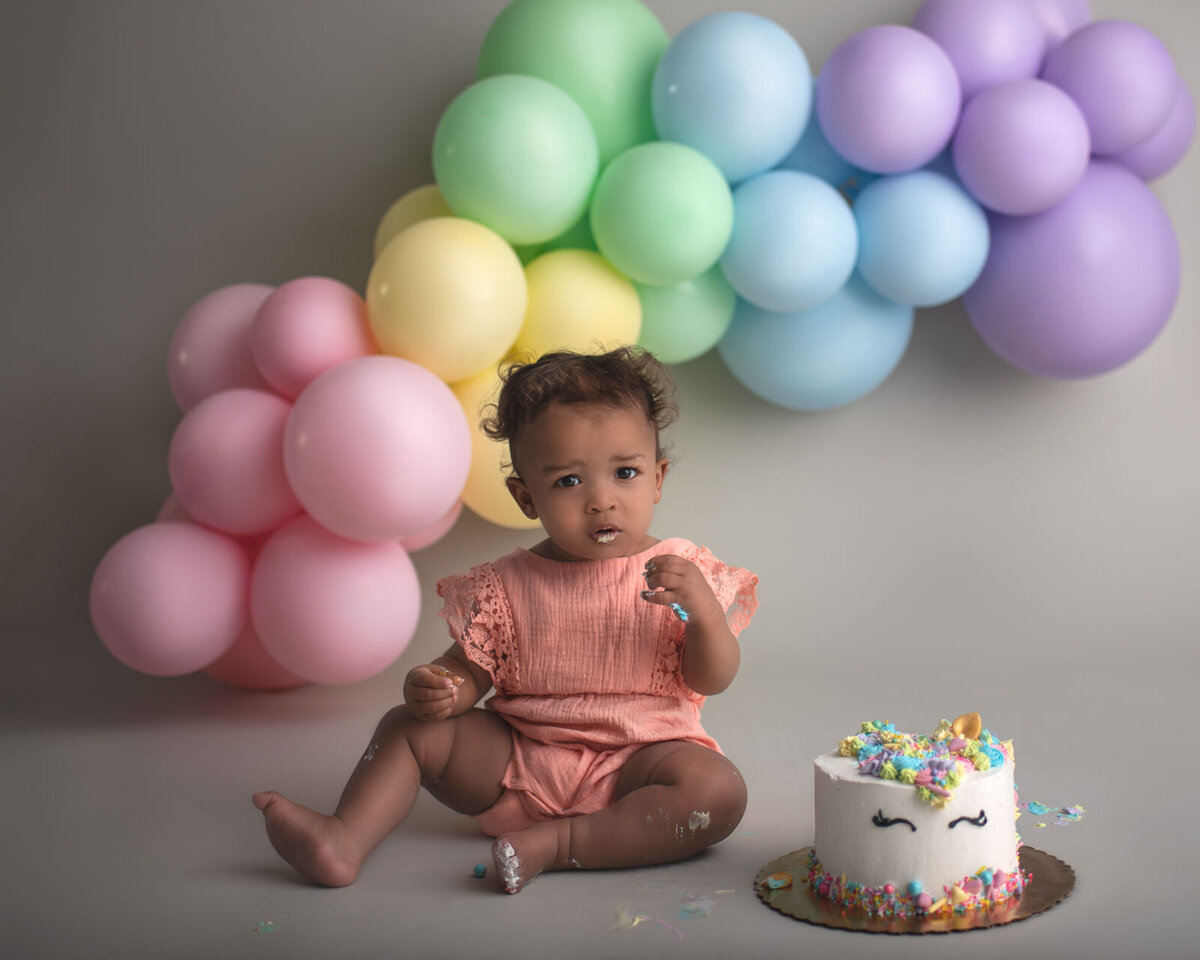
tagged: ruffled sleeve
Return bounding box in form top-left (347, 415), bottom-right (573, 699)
top-left (435, 562), bottom-right (518, 692)
top-left (684, 544), bottom-right (759, 638)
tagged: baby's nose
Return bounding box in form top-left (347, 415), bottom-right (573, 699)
top-left (586, 487), bottom-right (617, 512)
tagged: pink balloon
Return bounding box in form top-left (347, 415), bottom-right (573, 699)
top-left (251, 515), bottom-right (420, 684)
top-left (251, 277), bottom-right (376, 400)
top-left (399, 499), bottom-right (463, 552)
top-left (167, 284), bottom-right (275, 411)
top-left (156, 492), bottom-right (271, 559)
top-left (90, 523), bottom-right (250, 676)
top-left (156, 491), bottom-right (192, 524)
top-left (284, 356), bottom-right (471, 542)
top-left (202, 622), bottom-right (307, 691)
top-left (168, 389), bottom-right (302, 536)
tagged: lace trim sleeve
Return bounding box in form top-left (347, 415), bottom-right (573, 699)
top-left (649, 545), bottom-right (759, 700)
top-left (686, 544), bottom-right (759, 638)
top-left (435, 563), bottom-right (518, 691)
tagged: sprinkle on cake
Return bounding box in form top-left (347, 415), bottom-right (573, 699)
top-left (837, 713), bottom-right (1014, 807)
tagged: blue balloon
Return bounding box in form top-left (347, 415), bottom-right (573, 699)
top-left (720, 170), bottom-right (858, 313)
top-left (854, 170), bottom-right (989, 307)
top-left (717, 274), bottom-right (914, 410)
top-left (652, 12), bottom-right (811, 184)
top-left (778, 83), bottom-right (878, 199)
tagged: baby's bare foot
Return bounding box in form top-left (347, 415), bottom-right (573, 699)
top-left (252, 791), bottom-right (361, 888)
top-left (491, 821), bottom-right (567, 894)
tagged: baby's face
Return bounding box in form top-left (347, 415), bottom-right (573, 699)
top-left (506, 401), bottom-right (667, 561)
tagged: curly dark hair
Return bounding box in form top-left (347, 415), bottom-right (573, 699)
top-left (481, 347), bottom-right (678, 467)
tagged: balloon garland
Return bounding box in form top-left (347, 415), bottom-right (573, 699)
top-left (90, 0), bottom-right (1193, 688)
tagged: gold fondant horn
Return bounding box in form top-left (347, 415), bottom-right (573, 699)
top-left (951, 712), bottom-right (982, 739)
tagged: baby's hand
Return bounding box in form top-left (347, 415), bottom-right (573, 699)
top-left (403, 664), bottom-right (465, 722)
top-left (641, 555), bottom-right (722, 626)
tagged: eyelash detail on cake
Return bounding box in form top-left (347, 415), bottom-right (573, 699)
top-left (871, 810), bottom-right (917, 832)
top-left (948, 810), bottom-right (988, 829)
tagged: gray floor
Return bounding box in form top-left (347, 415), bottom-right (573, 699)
top-left (4, 1), bottom-right (1198, 958)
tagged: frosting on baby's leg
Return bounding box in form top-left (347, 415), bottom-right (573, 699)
top-left (492, 839), bottom-right (523, 894)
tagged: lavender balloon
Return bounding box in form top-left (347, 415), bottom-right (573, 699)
top-left (816, 25), bottom-right (960, 174)
top-left (964, 160), bottom-right (1180, 379)
top-left (1111, 78), bottom-right (1196, 181)
top-left (912, 0), bottom-right (1046, 101)
top-left (1026, 0), bottom-right (1092, 46)
top-left (1041, 20), bottom-right (1178, 156)
top-left (953, 79), bottom-right (1090, 215)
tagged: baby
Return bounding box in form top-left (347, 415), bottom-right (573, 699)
top-left (254, 347), bottom-right (758, 892)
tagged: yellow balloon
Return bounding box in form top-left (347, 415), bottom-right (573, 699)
top-left (373, 184), bottom-right (453, 259)
top-left (511, 250), bottom-right (641, 360)
top-left (452, 365), bottom-right (540, 530)
top-left (367, 218), bottom-right (527, 384)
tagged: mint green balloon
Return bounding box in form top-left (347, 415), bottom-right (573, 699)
top-left (477, 0), bottom-right (668, 164)
top-left (636, 266), bottom-right (737, 364)
top-left (542, 211), bottom-right (598, 254)
top-left (513, 211), bottom-right (598, 264)
top-left (591, 142), bottom-right (734, 286)
top-left (433, 74), bottom-right (599, 245)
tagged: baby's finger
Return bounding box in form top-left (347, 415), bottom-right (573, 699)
top-left (640, 585), bottom-right (679, 605)
top-left (409, 667), bottom-right (459, 689)
top-left (406, 683), bottom-right (457, 703)
top-left (429, 665), bottom-right (467, 686)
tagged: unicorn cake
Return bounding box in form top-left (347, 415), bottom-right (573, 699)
top-left (806, 714), bottom-right (1028, 918)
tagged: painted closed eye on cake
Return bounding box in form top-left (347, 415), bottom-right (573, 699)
top-left (808, 714), bottom-right (1027, 918)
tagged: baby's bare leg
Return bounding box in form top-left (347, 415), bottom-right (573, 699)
top-left (491, 741), bottom-right (746, 893)
top-left (254, 706), bottom-right (512, 886)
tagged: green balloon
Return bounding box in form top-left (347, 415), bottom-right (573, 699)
top-left (636, 266), bottom-right (737, 364)
top-left (433, 74), bottom-right (599, 245)
top-left (591, 142), bottom-right (734, 286)
top-left (477, 0), bottom-right (668, 164)
top-left (542, 210), bottom-right (598, 254)
top-left (513, 210), bottom-right (598, 264)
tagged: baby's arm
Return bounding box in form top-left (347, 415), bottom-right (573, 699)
top-left (642, 555), bottom-right (740, 695)
top-left (402, 646), bottom-right (492, 722)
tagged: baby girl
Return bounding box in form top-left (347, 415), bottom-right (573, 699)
top-left (253, 347), bottom-right (758, 892)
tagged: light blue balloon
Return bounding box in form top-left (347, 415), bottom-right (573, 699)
top-left (652, 12), bottom-right (811, 184)
top-left (777, 82), bottom-right (878, 199)
top-left (720, 170), bottom-right (858, 313)
top-left (854, 170), bottom-right (989, 307)
top-left (717, 274), bottom-right (914, 411)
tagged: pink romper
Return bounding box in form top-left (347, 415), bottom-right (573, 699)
top-left (436, 537), bottom-right (758, 836)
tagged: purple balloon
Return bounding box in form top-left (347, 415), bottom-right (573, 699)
top-left (1111, 77), bottom-right (1196, 181)
top-left (1026, 0), bottom-right (1093, 46)
top-left (1041, 20), bottom-right (1178, 156)
top-left (912, 0), bottom-right (1046, 101)
top-left (953, 78), bottom-right (1090, 215)
top-left (964, 160), bottom-right (1180, 379)
top-left (816, 25), bottom-right (961, 174)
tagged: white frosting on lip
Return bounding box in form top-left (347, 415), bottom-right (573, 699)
top-left (813, 751), bottom-right (1019, 892)
top-left (593, 529), bottom-right (617, 543)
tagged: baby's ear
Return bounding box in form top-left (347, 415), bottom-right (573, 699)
top-left (653, 458), bottom-right (669, 503)
top-left (505, 476), bottom-right (538, 519)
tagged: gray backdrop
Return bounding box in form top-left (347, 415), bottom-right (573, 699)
top-left (3, 1), bottom-right (1196, 958)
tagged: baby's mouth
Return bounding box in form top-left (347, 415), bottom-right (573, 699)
top-left (591, 525), bottom-right (620, 544)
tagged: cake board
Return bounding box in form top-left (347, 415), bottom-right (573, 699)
top-left (755, 845), bottom-right (1074, 935)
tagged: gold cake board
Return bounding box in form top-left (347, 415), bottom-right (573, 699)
top-left (755, 845), bottom-right (1074, 935)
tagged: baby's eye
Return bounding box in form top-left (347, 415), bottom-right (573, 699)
top-left (553, 474), bottom-right (581, 488)
top-left (615, 466), bottom-right (639, 480)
